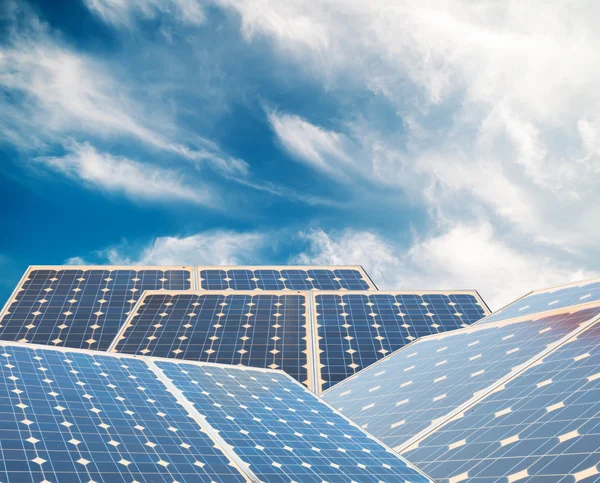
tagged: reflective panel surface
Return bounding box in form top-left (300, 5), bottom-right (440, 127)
top-left (314, 292), bottom-right (488, 392)
top-left (0, 267), bottom-right (192, 351)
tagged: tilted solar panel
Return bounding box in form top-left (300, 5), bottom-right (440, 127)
top-left (0, 266), bottom-right (192, 351)
top-left (154, 359), bottom-right (433, 483)
top-left (112, 291), bottom-right (313, 388)
top-left (0, 341), bottom-right (434, 483)
top-left (0, 343), bottom-right (248, 483)
top-left (478, 277), bottom-right (600, 325)
top-left (322, 305), bottom-right (600, 452)
top-left (313, 291), bottom-right (489, 392)
top-left (198, 266), bottom-right (376, 291)
top-left (404, 313), bottom-right (600, 482)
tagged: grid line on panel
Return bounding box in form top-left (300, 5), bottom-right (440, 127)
top-left (0, 267), bottom-right (192, 351)
top-left (197, 266), bottom-right (374, 291)
top-left (313, 291), bottom-right (488, 392)
top-left (113, 291), bottom-right (313, 388)
top-left (0, 342), bottom-right (250, 483)
top-left (145, 360), bottom-right (260, 483)
top-left (322, 305), bottom-right (600, 452)
top-left (404, 316), bottom-right (600, 482)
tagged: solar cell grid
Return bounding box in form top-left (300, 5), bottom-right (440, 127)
top-left (0, 267), bottom-right (192, 351)
top-left (113, 291), bottom-right (312, 388)
top-left (0, 343), bottom-right (248, 483)
top-left (314, 291), bottom-right (488, 392)
top-left (322, 306), bottom-right (600, 451)
top-left (479, 277), bottom-right (600, 325)
top-left (197, 266), bottom-right (375, 291)
top-left (405, 314), bottom-right (600, 483)
top-left (155, 359), bottom-right (434, 483)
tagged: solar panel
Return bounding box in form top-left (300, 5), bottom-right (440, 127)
top-left (478, 277), bottom-right (600, 325)
top-left (0, 266), bottom-right (192, 351)
top-left (403, 312), bottom-right (600, 482)
top-left (112, 291), bottom-right (314, 388)
top-left (154, 358), bottom-right (434, 483)
top-left (0, 341), bottom-right (434, 483)
top-left (198, 266), bottom-right (376, 291)
top-left (0, 342), bottom-right (249, 482)
top-left (313, 291), bottom-right (489, 392)
top-left (322, 305), bottom-right (600, 452)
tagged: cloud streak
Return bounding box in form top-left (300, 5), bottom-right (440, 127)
top-left (36, 143), bottom-right (215, 205)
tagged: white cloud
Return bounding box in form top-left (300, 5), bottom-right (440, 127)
top-left (37, 143), bottom-right (214, 205)
top-left (0, 7), bottom-right (247, 176)
top-left (294, 226), bottom-right (594, 311)
top-left (219, 0), bottom-right (600, 254)
top-left (96, 231), bottom-right (267, 265)
top-left (84, 0), bottom-right (205, 28)
top-left (268, 111), bottom-right (356, 178)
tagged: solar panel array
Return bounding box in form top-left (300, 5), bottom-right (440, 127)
top-left (322, 306), bottom-right (600, 449)
top-left (0, 267), bottom-right (192, 351)
top-left (404, 314), bottom-right (600, 482)
top-left (198, 266), bottom-right (375, 290)
top-left (112, 291), bottom-right (312, 387)
top-left (314, 291), bottom-right (488, 392)
top-left (0, 341), bottom-right (434, 483)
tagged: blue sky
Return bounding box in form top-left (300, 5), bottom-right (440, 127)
top-left (1, 0), bottom-right (599, 309)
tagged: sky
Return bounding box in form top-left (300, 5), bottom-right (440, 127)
top-left (1, 0), bottom-right (599, 310)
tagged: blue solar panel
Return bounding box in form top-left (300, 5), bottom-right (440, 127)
top-left (480, 278), bottom-right (600, 325)
top-left (314, 292), bottom-right (489, 392)
top-left (0, 343), bottom-right (248, 482)
top-left (404, 314), bottom-right (600, 482)
top-left (322, 306), bottom-right (600, 451)
top-left (0, 341), bottom-right (435, 482)
top-left (198, 266), bottom-right (374, 290)
top-left (0, 267), bottom-right (192, 351)
top-left (113, 291), bottom-right (313, 388)
top-left (155, 359), bottom-right (434, 483)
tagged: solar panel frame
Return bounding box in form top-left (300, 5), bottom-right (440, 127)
top-left (0, 265), bottom-right (195, 352)
top-left (395, 305), bottom-right (600, 454)
top-left (402, 311), bottom-right (600, 482)
top-left (149, 354), bottom-right (436, 483)
top-left (196, 265), bottom-right (378, 291)
top-left (311, 290), bottom-right (491, 393)
top-left (0, 340), bottom-right (435, 483)
top-left (475, 276), bottom-right (600, 325)
top-left (320, 303), bottom-right (600, 459)
top-left (110, 290), bottom-right (317, 390)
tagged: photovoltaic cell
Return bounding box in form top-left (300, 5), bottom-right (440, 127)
top-left (113, 291), bottom-right (312, 387)
top-left (0, 267), bottom-right (192, 351)
top-left (479, 278), bottom-right (600, 325)
top-left (155, 359), bottom-right (434, 483)
top-left (0, 341), bottom-right (435, 482)
top-left (322, 306), bottom-right (600, 451)
top-left (404, 316), bottom-right (600, 483)
top-left (198, 267), bottom-right (374, 291)
top-left (0, 343), bottom-right (248, 483)
top-left (314, 291), bottom-right (488, 392)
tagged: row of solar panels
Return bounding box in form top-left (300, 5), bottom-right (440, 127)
top-left (3, 266), bottom-right (600, 482)
top-left (0, 266), bottom-right (489, 393)
top-left (323, 279), bottom-right (600, 482)
top-left (0, 341), bottom-right (435, 482)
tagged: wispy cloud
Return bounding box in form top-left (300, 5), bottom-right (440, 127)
top-left (84, 0), bottom-right (205, 28)
top-left (36, 142), bottom-right (215, 205)
top-left (74, 230), bottom-right (267, 266)
top-left (0, 3), bottom-right (248, 178)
